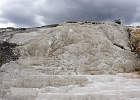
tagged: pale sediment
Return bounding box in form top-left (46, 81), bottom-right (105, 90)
top-left (0, 21), bottom-right (140, 100)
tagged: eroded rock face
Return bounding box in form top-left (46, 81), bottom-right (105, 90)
top-left (0, 41), bottom-right (19, 67)
top-left (0, 27), bottom-right (40, 67)
top-left (1, 22), bottom-right (140, 100)
top-left (127, 26), bottom-right (140, 56)
top-left (7, 22), bottom-right (139, 74)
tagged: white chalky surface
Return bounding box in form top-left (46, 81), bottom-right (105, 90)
top-left (0, 22), bottom-right (140, 100)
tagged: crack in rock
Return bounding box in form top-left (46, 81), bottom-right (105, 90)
top-left (113, 43), bottom-right (125, 50)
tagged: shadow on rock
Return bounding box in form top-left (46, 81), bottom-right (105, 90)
top-left (0, 41), bottom-right (19, 67)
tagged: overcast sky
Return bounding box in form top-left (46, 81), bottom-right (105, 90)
top-left (0, 0), bottom-right (140, 28)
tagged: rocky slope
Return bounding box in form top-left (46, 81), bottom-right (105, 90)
top-left (128, 26), bottom-right (140, 56)
top-left (0, 21), bottom-right (140, 100)
top-left (6, 21), bottom-right (140, 74)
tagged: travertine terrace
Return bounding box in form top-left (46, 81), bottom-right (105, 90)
top-left (0, 21), bottom-right (140, 100)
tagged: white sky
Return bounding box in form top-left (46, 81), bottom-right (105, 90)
top-left (0, 0), bottom-right (140, 28)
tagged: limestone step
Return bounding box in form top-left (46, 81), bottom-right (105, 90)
top-left (36, 93), bottom-right (87, 100)
top-left (10, 87), bottom-right (37, 97)
top-left (35, 93), bottom-right (140, 100)
top-left (1, 75), bottom-right (140, 100)
top-left (4, 84), bottom-right (140, 99)
top-left (1, 75), bottom-right (140, 89)
top-left (1, 75), bottom-right (89, 88)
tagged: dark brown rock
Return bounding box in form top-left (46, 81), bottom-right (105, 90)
top-left (0, 41), bottom-right (19, 67)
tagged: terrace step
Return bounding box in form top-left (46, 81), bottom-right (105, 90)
top-left (0, 75), bottom-right (140, 100)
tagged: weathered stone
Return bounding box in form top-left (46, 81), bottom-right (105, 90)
top-left (0, 21), bottom-right (140, 100)
top-left (128, 27), bottom-right (140, 56)
top-left (0, 41), bottom-right (19, 67)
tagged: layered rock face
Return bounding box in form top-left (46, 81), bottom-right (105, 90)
top-left (8, 22), bottom-right (140, 74)
top-left (0, 27), bottom-right (40, 67)
top-left (0, 22), bottom-right (140, 100)
top-left (128, 26), bottom-right (140, 56)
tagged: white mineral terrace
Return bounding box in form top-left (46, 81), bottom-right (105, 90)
top-left (0, 22), bottom-right (140, 100)
top-left (1, 72), bottom-right (140, 100)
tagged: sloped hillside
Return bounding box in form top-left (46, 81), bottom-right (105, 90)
top-left (0, 21), bottom-right (140, 100)
top-left (7, 21), bottom-right (139, 74)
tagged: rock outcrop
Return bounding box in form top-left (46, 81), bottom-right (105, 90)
top-left (0, 26), bottom-right (41, 68)
top-left (127, 26), bottom-right (140, 56)
top-left (0, 42), bottom-right (19, 67)
top-left (8, 21), bottom-right (139, 74)
top-left (0, 21), bottom-right (140, 100)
